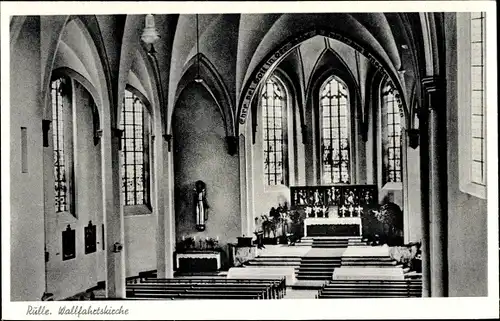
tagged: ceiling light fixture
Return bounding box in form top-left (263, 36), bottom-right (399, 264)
top-left (141, 14), bottom-right (160, 45)
top-left (194, 14), bottom-right (203, 83)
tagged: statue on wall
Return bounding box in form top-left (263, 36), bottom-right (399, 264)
top-left (194, 180), bottom-right (209, 231)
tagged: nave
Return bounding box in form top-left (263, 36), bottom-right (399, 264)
top-left (7, 7), bottom-right (494, 304)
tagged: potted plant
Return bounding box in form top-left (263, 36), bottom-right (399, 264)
top-left (372, 202), bottom-right (404, 246)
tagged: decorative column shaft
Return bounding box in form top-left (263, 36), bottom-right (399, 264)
top-left (104, 127), bottom-right (126, 298)
top-left (422, 76), bottom-right (448, 297)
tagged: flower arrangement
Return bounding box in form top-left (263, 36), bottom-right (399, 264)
top-left (176, 235), bottom-right (221, 253)
top-left (388, 241), bottom-right (422, 272)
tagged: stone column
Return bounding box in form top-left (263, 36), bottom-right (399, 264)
top-left (159, 135), bottom-right (175, 278)
top-left (401, 128), bottom-right (410, 244)
top-left (103, 128), bottom-right (126, 298)
top-left (419, 87), bottom-right (431, 298)
top-left (239, 134), bottom-right (250, 236)
top-left (422, 76), bottom-right (448, 297)
top-left (155, 135), bottom-right (167, 278)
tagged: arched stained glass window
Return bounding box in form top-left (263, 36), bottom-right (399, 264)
top-left (51, 77), bottom-right (74, 214)
top-left (120, 89), bottom-right (151, 206)
top-left (320, 76), bottom-right (350, 184)
top-left (52, 78), bottom-right (68, 212)
top-left (262, 76), bottom-right (288, 186)
top-left (381, 83), bottom-right (402, 183)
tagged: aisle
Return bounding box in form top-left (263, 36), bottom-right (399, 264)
top-left (283, 289), bottom-right (318, 299)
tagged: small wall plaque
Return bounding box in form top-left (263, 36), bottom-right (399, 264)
top-left (62, 224), bottom-right (76, 261)
top-left (85, 221), bottom-right (97, 254)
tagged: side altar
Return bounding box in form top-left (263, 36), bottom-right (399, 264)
top-left (291, 185), bottom-right (378, 237)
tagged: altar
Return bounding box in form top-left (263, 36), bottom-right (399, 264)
top-left (304, 217), bottom-right (362, 237)
top-left (176, 251), bottom-right (221, 273)
top-left (290, 184), bottom-right (378, 238)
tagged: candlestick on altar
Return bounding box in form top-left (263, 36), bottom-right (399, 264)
top-left (348, 205), bottom-right (354, 217)
top-left (339, 205), bottom-right (347, 217)
top-left (355, 205), bottom-right (363, 216)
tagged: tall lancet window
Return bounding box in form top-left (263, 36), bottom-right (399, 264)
top-left (320, 76), bottom-right (350, 184)
top-left (262, 76), bottom-right (288, 186)
top-left (457, 12), bottom-right (487, 198)
top-left (120, 89), bottom-right (151, 207)
top-left (51, 77), bottom-right (74, 214)
top-left (381, 82), bottom-right (402, 183)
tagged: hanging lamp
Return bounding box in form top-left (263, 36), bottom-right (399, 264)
top-left (141, 14), bottom-right (160, 45)
top-left (194, 14), bottom-right (203, 83)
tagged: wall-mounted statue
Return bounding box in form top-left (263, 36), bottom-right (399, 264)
top-left (194, 180), bottom-right (209, 231)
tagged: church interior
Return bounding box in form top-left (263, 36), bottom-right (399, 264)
top-left (8, 10), bottom-right (494, 302)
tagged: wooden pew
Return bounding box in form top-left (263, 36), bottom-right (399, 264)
top-left (125, 277), bottom-right (285, 300)
top-left (127, 284), bottom-right (272, 299)
top-left (138, 277), bottom-right (286, 299)
top-left (316, 279), bottom-right (422, 298)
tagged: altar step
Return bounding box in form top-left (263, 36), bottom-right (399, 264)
top-left (297, 236), bottom-right (366, 248)
top-left (295, 257), bottom-right (341, 282)
top-left (244, 256), bottom-right (301, 267)
top-left (341, 256), bottom-right (398, 267)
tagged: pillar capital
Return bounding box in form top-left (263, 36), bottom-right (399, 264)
top-left (421, 76), bottom-right (443, 92)
top-left (421, 76), bottom-right (445, 111)
top-left (407, 128), bottom-right (420, 149)
top-left (163, 134), bottom-right (172, 152)
top-left (226, 135), bottom-right (238, 156)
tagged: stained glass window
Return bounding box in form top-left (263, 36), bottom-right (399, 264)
top-left (470, 12), bottom-right (486, 186)
top-left (120, 89), bottom-right (150, 206)
top-left (262, 76), bottom-right (287, 186)
top-left (381, 83), bottom-right (402, 183)
top-left (320, 76), bottom-right (350, 184)
top-left (51, 78), bottom-right (68, 213)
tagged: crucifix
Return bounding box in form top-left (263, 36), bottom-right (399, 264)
top-left (339, 205), bottom-right (347, 217)
top-left (355, 205), bottom-right (363, 217)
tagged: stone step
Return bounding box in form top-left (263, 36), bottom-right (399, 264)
top-left (302, 236), bottom-right (362, 240)
top-left (245, 261), bottom-right (300, 267)
top-left (253, 258), bottom-right (302, 262)
top-left (342, 256), bottom-right (393, 260)
top-left (291, 280), bottom-right (329, 289)
top-left (296, 275), bottom-right (331, 281)
top-left (297, 266), bottom-right (337, 271)
top-left (300, 260), bottom-right (341, 266)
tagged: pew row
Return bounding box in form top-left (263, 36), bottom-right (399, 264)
top-left (126, 277), bottom-right (286, 300)
top-left (316, 279), bottom-right (422, 298)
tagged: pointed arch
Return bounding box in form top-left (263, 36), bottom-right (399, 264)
top-left (237, 29), bottom-right (409, 135)
top-left (42, 16), bottom-right (112, 134)
top-left (172, 53), bottom-right (235, 138)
